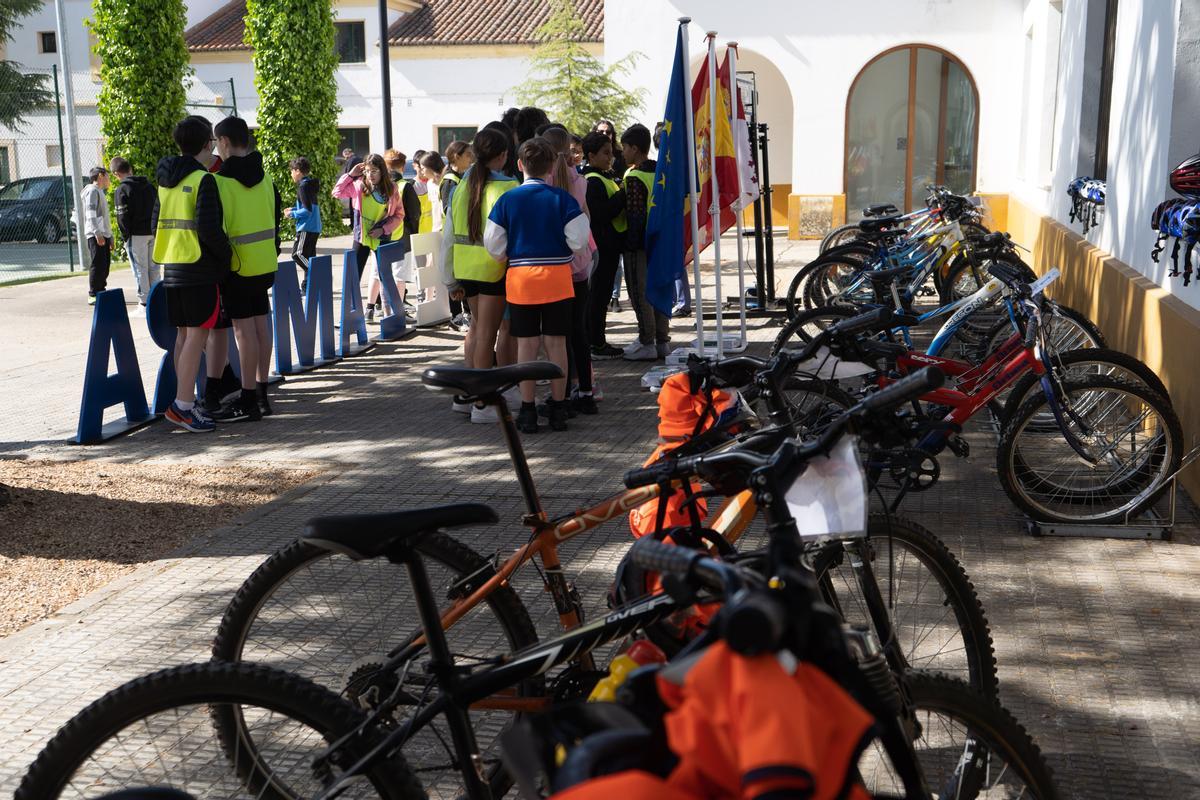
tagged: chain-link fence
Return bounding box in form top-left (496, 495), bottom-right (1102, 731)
top-left (0, 68), bottom-right (236, 285)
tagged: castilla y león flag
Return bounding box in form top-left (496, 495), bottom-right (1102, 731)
top-left (685, 44), bottom-right (740, 263)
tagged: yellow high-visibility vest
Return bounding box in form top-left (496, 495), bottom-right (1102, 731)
top-left (215, 174), bottom-right (277, 277)
top-left (450, 171), bottom-right (518, 282)
top-left (152, 170), bottom-right (207, 267)
top-left (586, 172), bottom-right (628, 233)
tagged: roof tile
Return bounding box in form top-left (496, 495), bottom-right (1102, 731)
top-left (185, 0), bottom-right (249, 52)
top-left (387, 0), bottom-right (602, 46)
top-left (186, 0), bottom-right (603, 53)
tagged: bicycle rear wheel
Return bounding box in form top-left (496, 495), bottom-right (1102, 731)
top-left (856, 670), bottom-right (1061, 799)
top-left (997, 375), bottom-right (1182, 524)
top-left (15, 661), bottom-right (421, 800)
top-left (212, 532), bottom-right (541, 799)
top-left (812, 515), bottom-right (999, 699)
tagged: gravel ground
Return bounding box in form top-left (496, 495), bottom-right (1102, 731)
top-left (0, 459), bottom-right (322, 637)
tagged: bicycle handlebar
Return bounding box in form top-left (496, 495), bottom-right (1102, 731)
top-left (623, 366), bottom-right (945, 491)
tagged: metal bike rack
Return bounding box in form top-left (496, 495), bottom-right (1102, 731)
top-left (1025, 442), bottom-right (1200, 541)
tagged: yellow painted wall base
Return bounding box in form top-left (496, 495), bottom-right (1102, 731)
top-left (740, 184), bottom-right (790, 229)
top-left (976, 193), bottom-right (1008, 232)
top-left (1006, 194), bottom-right (1200, 500)
top-left (788, 193), bottom-right (844, 239)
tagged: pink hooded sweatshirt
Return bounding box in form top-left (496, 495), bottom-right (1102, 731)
top-left (546, 159), bottom-right (598, 281)
top-left (332, 172), bottom-right (404, 240)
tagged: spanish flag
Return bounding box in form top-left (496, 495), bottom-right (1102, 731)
top-left (685, 44), bottom-right (740, 262)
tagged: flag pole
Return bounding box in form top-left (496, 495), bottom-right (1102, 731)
top-left (679, 18), bottom-right (706, 356)
top-left (728, 41), bottom-right (748, 351)
top-left (705, 32), bottom-right (724, 358)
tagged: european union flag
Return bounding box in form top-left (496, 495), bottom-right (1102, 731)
top-left (644, 23), bottom-right (690, 316)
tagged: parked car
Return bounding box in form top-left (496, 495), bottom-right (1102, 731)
top-left (0, 175), bottom-right (77, 243)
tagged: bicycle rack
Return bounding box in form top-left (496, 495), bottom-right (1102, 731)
top-left (1025, 442), bottom-right (1200, 541)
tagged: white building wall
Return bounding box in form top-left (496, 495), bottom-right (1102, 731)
top-left (0, 0), bottom-right (105, 182)
top-left (1019, 0), bottom-right (1190, 308)
top-left (603, 0), bottom-right (1024, 196)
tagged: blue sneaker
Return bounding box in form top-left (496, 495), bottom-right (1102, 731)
top-left (166, 402), bottom-right (216, 432)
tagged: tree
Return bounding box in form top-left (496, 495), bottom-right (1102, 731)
top-left (90, 0), bottom-right (190, 179)
top-left (245, 0), bottom-right (344, 235)
top-left (515, 0), bottom-right (643, 135)
top-left (0, 0), bottom-right (53, 130)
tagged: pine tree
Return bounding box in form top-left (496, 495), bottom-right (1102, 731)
top-left (245, 0), bottom-right (344, 235)
top-left (515, 0), bottom-right (643, 134)
top-left (0, 0), bottom-right (53, 129)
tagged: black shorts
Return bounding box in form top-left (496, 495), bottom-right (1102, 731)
top-left (222, 272), bottom-right (275, 320)
top-left (508, 299), bottom-right (572, 338)
top-left (166, 285), bottom-right (221, 329)
top-left (460, 278), bottom-right (506, 298)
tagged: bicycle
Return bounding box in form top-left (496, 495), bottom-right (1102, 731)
top-left (208, 316), bottom-right (998, 794)
top-left (778, 265), bottom-right (1182, 524)
top-left (504, 378), bottom-right (1060, 799)
top-left (17, 369), bottom-right (1035, 800)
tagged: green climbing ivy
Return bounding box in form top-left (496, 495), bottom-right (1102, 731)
top-left (245, 0), bottom-right (344, 236)
top-left (89, 0), bottom-right (189, 179)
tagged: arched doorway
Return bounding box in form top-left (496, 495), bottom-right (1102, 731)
top-left (844, 45), bottom-right (978, 219)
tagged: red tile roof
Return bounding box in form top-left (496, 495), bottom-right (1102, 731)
top-left (387, 0), bottom-right (603, 46)
top-left (185, 1), bottom-right (249, 52)
top-left (186, 0), bottom-right (603, 53)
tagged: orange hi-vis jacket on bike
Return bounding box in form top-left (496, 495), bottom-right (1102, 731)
top-left (628, 372), bottom-right (740, 538)
top-left (552, 642), bottom-right (875, 800)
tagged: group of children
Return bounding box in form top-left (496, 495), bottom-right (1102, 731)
top-left (77, 105), bottom-right (679, 437)
top-left (84, 115), bottom-right (287, 433)
top-left (422, 106), bottom-right (678, 435)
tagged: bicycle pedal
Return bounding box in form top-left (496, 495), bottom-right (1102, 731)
top-left (948, 434), bottom-right (970, 458)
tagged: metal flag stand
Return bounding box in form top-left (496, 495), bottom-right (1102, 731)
top-left (1025, 442), bottom-right (1200, 541)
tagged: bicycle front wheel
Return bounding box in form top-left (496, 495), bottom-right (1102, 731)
top-left (997, 374), bottom-right (1182, 524)
top-left (212, 532), bottom-right (541, 799)
top-left (857, 670), bottom-right (1061, 799)
top-left (15, 661), bottom-right (421, 800)
top-left (812, 515), bottom-right (999, 699)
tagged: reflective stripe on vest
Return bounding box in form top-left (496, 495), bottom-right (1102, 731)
top-left (215, 173), bottom-right (277, 277)
top-left (152, 170), bottom-right (207, 267)
top-left (586, 172), bottom-right (628, 233)
top-left (450, 172), bottom-right (519, 282)
top-left (360, 190), bottom-right (389, 250)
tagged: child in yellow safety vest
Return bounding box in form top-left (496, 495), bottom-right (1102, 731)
top-left (332, 153), bottom-right (404, 318)
top-left (439, 141), bottom-right (474, 329)
top-left (439, 128), bottom-right (519, 424)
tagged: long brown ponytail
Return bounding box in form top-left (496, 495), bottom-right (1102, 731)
top-left (466, 128), bottom-right (509, 243)
top-left (541, 127), bottom-right (574, 193)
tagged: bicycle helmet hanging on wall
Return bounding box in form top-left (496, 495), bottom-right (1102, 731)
top-left (1169, 153), bottom-right (1200, 197)
top-left (1067, 176), bottom-right (1106, 234)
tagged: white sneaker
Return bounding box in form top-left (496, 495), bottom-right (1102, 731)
top-left (451, 397), bottom-right (472, 415)
top-left (623, 342), bottom-right (659, 361)
top-left (502, 386), bottom-right (523, 410)
top-left (470, 403), bottom-right (500, 424)
top-left (656, 342), bottom-right (672, 358)
top-left (622, 340), bottom-right (646, 355)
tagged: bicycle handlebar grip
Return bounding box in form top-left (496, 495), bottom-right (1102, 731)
top-left (829, 306), bottom-right (893, 336)
top-left (861, 366), bottom-right (946, 413)
top-left (627, 537), bottom-right (701, 579)
top-left (722, 590), bottom-right (788, 656)
top-left (623, 461), bottom-right (675, 489)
